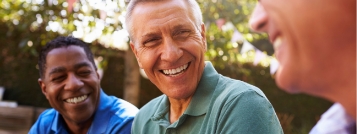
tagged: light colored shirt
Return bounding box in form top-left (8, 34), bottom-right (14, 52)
top-left (29, 89), bottom-right (139, 134)
top-left (132, 61), bottom-right (283, 134)
top-left (310, 103), bottom-right (356, 134)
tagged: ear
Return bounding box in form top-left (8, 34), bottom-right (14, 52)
top-left (130, 41), bottom-right (143, 68)
top-left (95, 69), bottom-right (100, 80)
top-left (38, 78), bottom-right (48, 99)
top-left (200, 24), bottom-right (207, 51)
top-left (95, 70), bottom-right (100, 79)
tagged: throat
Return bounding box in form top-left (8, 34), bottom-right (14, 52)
top-left (168, 97), bottom-right (192, 124)
top-left (62, 116), bottom-right (93, 134)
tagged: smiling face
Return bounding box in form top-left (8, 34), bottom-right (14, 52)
top-left (38, 45), bottom-right (100, 125)
top-left (129, 0), bottom-right (207, 100)
top-left (249, 0), bottom-right (356, 94)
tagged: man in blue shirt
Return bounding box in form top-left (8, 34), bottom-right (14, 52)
top-left (29, 36), bottom-right (138, 134)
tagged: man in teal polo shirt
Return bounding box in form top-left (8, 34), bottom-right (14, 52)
top-left (125, 0), bottom-right (283, 133)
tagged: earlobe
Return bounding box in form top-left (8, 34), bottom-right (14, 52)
top-left (38, 78), bottom-right (48, 98)
top-left (129, 42), bottom-right (143, 68)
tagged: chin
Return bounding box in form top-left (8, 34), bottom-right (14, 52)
top-left (275, 68), bottom-right (301, 94)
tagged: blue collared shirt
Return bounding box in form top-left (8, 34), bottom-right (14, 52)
top-left (29, 89), bottom-right (139, 134)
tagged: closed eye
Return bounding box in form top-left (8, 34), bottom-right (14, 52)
top-left (144, 38), bottom-right (159, 44)
top-left (143, 37), bottom-right (161, 47)
top-left (174, 30), bottom-right (191, 39)
top-left (52, 75), bottom-right (65, 82)
top-left (176, 30), bottom-right (190, 36)
top-left (78, 70), bottom-right (92, 77)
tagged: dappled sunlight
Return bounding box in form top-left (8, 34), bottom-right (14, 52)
top-left (0, 0), bottom-right (334, 133)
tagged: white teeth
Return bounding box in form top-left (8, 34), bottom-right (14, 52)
top-left (162, 64), bottom-right (188, 75)
top-left (65, 94), bottom-right (88, 104)
top-left (273, 36), bottom-right (282, 50)
top-left (171, 69), bottom-right (176, 74)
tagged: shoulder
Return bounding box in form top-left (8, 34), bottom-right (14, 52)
top-left (32, 108), bottom-right (57, 125)
top-left (136, 94), bottom-right (165, 120)
top-left (98, 95), bottom-right (139, 133)
top-left (212, 76), bottom-right (277, 116)
top-left (29, 108), bottom-right (56, 133)
top-left (216, 75), bottom-right (268, 102)
top-left (132, 95), bottom-right (166, 132)
top-left (211, 77), bottom-right (283, 133)
top-left (103, 95), bottom-right (139, 122)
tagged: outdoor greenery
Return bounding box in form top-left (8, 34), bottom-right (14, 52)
top-left (0, 0), bottom-right (332, 133)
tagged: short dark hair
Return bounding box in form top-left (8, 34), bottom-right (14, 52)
top-left (38, 36), bottom-right (97, 78)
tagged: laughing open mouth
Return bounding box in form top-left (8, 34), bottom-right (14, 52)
top-left (64, 94), bottom-right (88, 104)
top-left (160, 62), bottom-right (190, 76)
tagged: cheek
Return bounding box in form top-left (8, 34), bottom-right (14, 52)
top-left (92, 80), bottom-right (101, 90)
top-left (137, 49), bottom-right (157, 69)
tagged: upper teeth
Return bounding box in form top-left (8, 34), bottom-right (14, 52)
top-left (273, 36), bottom-right (282, 50)
top-left (163, 64), bottom-right (188, 75)
top-left (65, 94), bottom-right (88, 104)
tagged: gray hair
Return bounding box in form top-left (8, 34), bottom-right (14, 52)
top-left (125, 0), bottom-right (203, 44)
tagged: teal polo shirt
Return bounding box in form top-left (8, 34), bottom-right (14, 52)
top-left (132, 61), bottom-right (283, 134)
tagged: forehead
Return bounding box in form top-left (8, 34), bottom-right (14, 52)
top-left (45, 46), bottom-right (91, 72)
top-left (131, 1), bottom-right (195, 35)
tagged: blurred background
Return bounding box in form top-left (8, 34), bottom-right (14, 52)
top-left (0, 0), bottom-right (332, 133)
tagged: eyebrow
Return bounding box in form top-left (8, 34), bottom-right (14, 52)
top-left (74, 62), bottom-right (92, 70)
top-left (141, 32), bottom-right (161, 39)
top-left (49, 67), bottom-right (66, 75)
top-left (172, 24), bottom-right (187, 32)
top-left (140, 24), bottom-right (191, 38)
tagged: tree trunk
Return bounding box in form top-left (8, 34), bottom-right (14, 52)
top-left (123, 49), bottom-right (140, 107)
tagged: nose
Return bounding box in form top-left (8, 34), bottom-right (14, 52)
top-left (249, 3), bottom-right (268, 32)
top-left (64, 73), bottom-right (84, 91)
top-left (160, 38), bottom-right (183, 62)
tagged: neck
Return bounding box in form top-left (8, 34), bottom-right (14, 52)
top-left (321, 49), bottom-right (356, 119)
top-left (63, 117), bottom-right (93, 134)
top-left (338, 94), bottom-right (356, 119)
top-left (326, 78), bottom-right (356, 119)
top-left (168, 97), bottom-right (193, 124)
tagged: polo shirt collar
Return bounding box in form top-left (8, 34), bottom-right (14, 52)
top-left (184, 61), bottom-right (219, 116)
top-left (151, 97), bottom-right (171, 126)
top-left (150, 61), bottom-right (219, 127)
